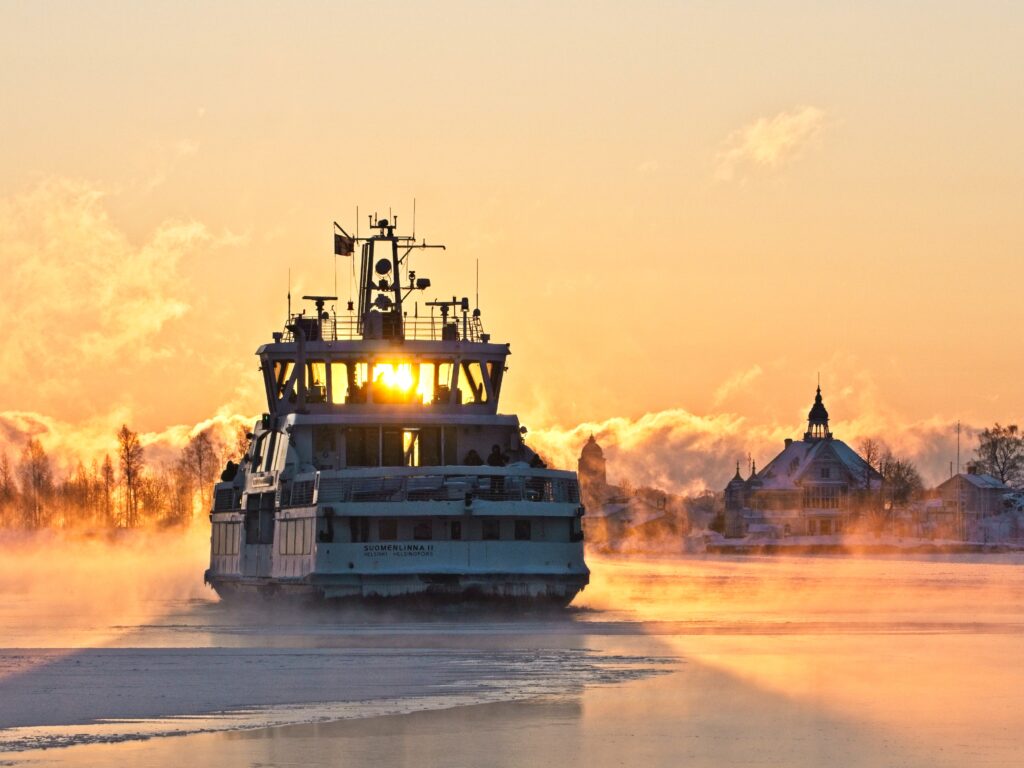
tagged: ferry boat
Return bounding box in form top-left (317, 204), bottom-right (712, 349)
top-left (205, 215), bottom-right (589, 604)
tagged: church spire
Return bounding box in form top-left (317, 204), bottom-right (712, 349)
top-left (804, 383), bottom-right (832, 442)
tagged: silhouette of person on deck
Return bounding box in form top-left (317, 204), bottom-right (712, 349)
top-left (487, 445), bottom-right (508, 467)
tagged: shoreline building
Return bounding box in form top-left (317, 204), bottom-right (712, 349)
top-left (577, 434), bottom-right (687, 547)
top-left (724, 386), bottom-right (882, 538)
top-left (933, 464), bottom-right (1011, 538)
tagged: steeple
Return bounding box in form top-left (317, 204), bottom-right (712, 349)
top-left (804, 384), bottom-right (832, 442)
top-left (578, 434), bottom-right (607, 486)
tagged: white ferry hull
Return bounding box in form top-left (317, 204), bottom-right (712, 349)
top-left (206, 215), bottom-right (591, 609)
top-left (205, 570), bottom-right (588, 606)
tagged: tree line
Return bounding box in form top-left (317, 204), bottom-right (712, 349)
top-left (0, 424), bottom-right (248, 530)
top-left (856, 422), bottom-right (1024, 507)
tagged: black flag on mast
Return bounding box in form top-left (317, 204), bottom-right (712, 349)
top-left (333, 222), bottom-right (354, 255)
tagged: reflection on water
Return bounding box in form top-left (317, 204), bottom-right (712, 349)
top-left (1, 551), bottom-right (1023, 767)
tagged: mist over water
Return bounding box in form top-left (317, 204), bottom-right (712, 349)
top-left (0, 527), bottom-right (213, 647)
top-left (1, 532), bottom-right (1022, 766)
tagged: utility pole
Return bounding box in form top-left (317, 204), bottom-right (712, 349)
top-left (956, 421), bottom-right (963, 541)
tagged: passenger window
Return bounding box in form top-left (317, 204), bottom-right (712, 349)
top-left (413, 521), bottom-right (433, 541)
top-left (379, 519), bottom-right (398, 541)
top-left (570, 516), bottom-right (584, 543)
top-left (450, 520), bottom-right (462, 540)
top-left (382, 429), bottom-right (404, 467)
top-left (319, 514), bottom-right (335, 543)
top-left (482, 519), bottom-right (500, 540)
top-left (419, 428), bottom-right (442, 466)
top-left (514, 520), bottom-right (531, 541)
top-left (346, 427), bottom-right (380, 467)
top-left (349, 516), bottom-right (369, 543)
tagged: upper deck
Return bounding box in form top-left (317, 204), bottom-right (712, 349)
top-left (261, 215), bottom-right (511, 417)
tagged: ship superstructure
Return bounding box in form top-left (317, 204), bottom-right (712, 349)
top-left (205, 216), bottom-right (589, 604)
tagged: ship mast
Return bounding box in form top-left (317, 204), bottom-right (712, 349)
top-left (352, 215), bottom-right (445, 340)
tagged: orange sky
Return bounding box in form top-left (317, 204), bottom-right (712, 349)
top-left (1, 2), bottom-right (1022, 488)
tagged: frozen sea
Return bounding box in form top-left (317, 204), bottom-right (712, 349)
top-left (1, 532), bottom-right (1023, 767)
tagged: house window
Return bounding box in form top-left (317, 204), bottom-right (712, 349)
top-left (514, 520), bottom-right (531, 541)
top-left (803, 486), bottom-right (841, 509)
top-left (482, 519), bottom-right (500, 540)
top-left (820, 467), bottom-right (831, 479)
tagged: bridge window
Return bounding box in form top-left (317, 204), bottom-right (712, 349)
top-left (273, 361), bottom-right (295, 401)
top-left (456, 360), bottom-right (490, 404)
top-left (355, 361), bottom-right (452, 405)
top-left (305, 361), bottom-right (328, 403)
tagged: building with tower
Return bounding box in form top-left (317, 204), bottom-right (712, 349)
top-left (724, 385), bottom-right (882, 538)
top-left (578, 434), bottom-right (608, 492)
top-left (577, 434), bottom-right (689, 549)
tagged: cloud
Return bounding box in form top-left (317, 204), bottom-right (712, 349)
top-left (0, 400), bottom-right (975, 498)
top-left (0, 179), bottom-right (204, 373)
top-left (529, 408), bottom-right (788, 497)
top-left (0, 407), bottom-right (256, 476)
top-left (713, 364), bottom-right (764, 406)
top-left (716, 106), bottom-right (824, 182)
top-left (528, 407), bottom-right (974, 496)
top-left (0, 178), bottom-right (251, 425)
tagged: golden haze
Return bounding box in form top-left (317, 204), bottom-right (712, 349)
top-left (0, 3), bottom-right (1022, 489)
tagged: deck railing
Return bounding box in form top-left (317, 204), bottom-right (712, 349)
top-left (285, 469), bottom-right (579, 508)
top-left (212, 469), bottom-right (580, 513)
top-left (281, 314), bottom-right (489, 343)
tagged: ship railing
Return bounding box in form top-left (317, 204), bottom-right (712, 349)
top-left (280, 314), bottom-right (488, 343)
top-left (281, 468), bottom-right (580, 508)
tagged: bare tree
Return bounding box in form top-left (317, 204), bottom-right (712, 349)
top-left (233, 425), bottom-right (251, 463)
top-left (168, 458), bottom-right (195, 525)
top-left (18, 438), bottom-right (53, 528)
top-left (880, 452), bottom-right (924, 506)
top-left (182, 430), bottom-right (219, 516)
top-left (137, 472), bottom-right (170, 525)
top-left (117, 425), bottom-right (145, 527)
top-left (100, 454), bottom-right (116, 526)
top-left (975, 423), bottom-right (1024, 486)
top-left (857, 438), bottom-right (885, 472)
top-left (0, 452), bottom-right (16, 526)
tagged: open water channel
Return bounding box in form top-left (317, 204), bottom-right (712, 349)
top-left (0, 536), bottom-right (1021, 767)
